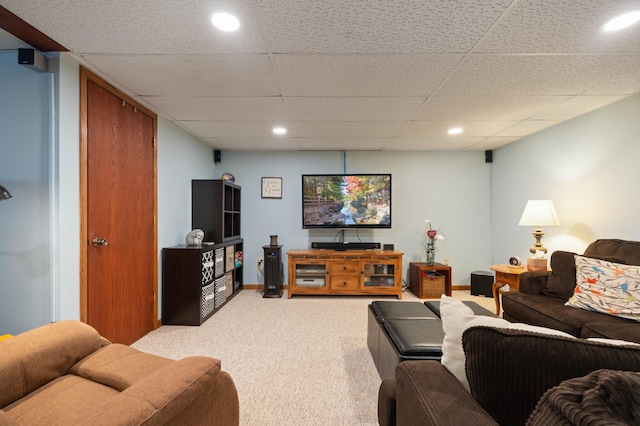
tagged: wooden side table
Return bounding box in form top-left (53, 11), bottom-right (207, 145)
top-left (491, 264), bottom-right (528, 316)
top-left (409, 262), bottom-right (452, 298)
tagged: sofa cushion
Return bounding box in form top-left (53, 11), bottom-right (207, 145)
top-left (70, 343), bottom-right (174, 391)
top-left (583, 239), bottom-right (640, 266)
top-left (542, 251), bottom-right (577, 300)
top-left (581, 321), bottom-right (640, 343)
top-left (542, 251), bottom-right (628, 301)
top-left (463, 326), bottom-right (640, 426)
top-left (440, 295), bottom-right (572, 390)
top-left (565, 255), bottom-right (640, 322)
top-left (502, 290), bottom-right (640, 339)
top-left (526, 369), bottom-right (640, 425)
top-left (3, 375), bottom-right (119, 424)
top-left (0, 321), bottom-right (107, 408)
top-left (76, 357), bottom-right (232, 426)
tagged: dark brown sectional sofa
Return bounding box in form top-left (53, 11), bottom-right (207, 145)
top-left (502, 239), bottom-right (640, 343)
top-left (378, 239), bottom-right (640, 425)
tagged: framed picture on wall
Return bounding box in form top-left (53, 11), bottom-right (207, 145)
top-left (261, 177), bottom-right (282, 199)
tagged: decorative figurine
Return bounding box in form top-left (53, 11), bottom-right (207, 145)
top-left (185, 229), bottom-right (205, 246)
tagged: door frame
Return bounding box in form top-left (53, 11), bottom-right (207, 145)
top-left (79, 66), bottom-right (160, 329)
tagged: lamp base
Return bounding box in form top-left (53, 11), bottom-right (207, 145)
top-left (527, 257), bottom-right (548, 271)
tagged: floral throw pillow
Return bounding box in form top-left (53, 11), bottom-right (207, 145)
top-left (565, 255), bottom-right (640, 322)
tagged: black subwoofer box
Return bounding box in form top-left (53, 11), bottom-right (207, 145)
top-left (471, 270), bottom-right (494, 297)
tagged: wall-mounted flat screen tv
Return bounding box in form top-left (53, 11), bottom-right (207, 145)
top-left (302, 174), bottom-right (391, 229)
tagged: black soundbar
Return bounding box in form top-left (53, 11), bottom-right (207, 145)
top-left (311, 242), bottom-right (381, 251)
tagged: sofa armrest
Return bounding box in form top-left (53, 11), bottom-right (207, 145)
top-left (395, 361), bottom-right (497, 425)
top-left (518, 271), bottom-right (550, 294)
top-left (75, 356), bottom-right (239, 426)
top-left (464, 326), bottom-right (640, 426)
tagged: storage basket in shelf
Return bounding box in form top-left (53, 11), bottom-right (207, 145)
top-left (421, 272), bottom-right (445, 298)
top-left (201, 282), bottom-right (216, 319)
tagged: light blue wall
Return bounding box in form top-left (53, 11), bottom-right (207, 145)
top-left (4, 47), bottom-right (639, 334)
top-left (156, 116), bottom-right (219, 318)
top-left (491, 92), bottom-right (640, 264)
top-left (216, 150), bottom-right (492, 288)
top-left (157, 117), bottom-right (218, 250)
top-left (0, 52), bottom-right (53, 333)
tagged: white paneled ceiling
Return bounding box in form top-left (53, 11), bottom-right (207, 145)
top-left (1, 0), bottom-right (639, 151)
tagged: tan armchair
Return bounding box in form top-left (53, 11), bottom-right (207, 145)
top-left (0, 321), bottom-right (239, 425)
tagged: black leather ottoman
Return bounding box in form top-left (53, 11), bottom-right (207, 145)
top-left (368, 299), bottom-right (495, 380)
top-left (378, 319), bottom-right (444, 380)
top-left (367, 302), bottom-right (437, 372)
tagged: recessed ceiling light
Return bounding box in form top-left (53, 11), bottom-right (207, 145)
top-left (212, 12), bottom-right (240, 32)
top-left (448, 127), bottom-right (463, 135)
top-left (273, 127), bottom-right (287, 135)
top-left (603, 11), bottom-right (640, 32)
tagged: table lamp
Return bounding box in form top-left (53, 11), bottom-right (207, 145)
top-left (519, 200), bottom-right (560, 270)
top-left (0, 185), bottom-right (12, 202)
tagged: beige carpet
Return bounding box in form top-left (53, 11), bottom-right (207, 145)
top-left (132, 289), bottom-right (494, 425)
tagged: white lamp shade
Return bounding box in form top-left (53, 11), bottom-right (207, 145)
top-left (518, 200), bottom-right (560, 227)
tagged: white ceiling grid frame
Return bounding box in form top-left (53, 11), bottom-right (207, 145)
top-left (1, 0), bottom-right (640, 151)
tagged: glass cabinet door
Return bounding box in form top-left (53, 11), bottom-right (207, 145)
top-left (294, 263), bottom-right (328, 289)
top-left (362, 261), bottom-right (396, 287)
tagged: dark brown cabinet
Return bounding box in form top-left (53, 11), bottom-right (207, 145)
top-left (192, 179), bottom-right (241, 243)
top-left (162, 239), bottom-right (243, 325)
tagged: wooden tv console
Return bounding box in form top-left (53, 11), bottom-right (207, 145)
top-left (287, 249), bottom-right (403, 299)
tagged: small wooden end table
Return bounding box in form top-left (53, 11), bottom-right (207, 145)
top-left (490, 264), bottom-right (529, 316)
top-left (409, 262), bottom-right (452, 298)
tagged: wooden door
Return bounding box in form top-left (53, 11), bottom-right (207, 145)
top-left (80, 68), bottom-right (158, 344)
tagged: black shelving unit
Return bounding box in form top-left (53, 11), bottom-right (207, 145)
top-left (192, 179), bottom-right (241, 243)
top-left (162, 239), bottom-right (243, 325)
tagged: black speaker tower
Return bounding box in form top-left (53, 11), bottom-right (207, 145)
top-left (214, 149), bottom-right (221, 164)
top-left (263, 245), bottom-right (283, 298)
top-left (485, 150), bottom-right (493, 163)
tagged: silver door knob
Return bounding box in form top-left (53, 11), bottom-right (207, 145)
top-left (92, 237), bottom-right (109, 247)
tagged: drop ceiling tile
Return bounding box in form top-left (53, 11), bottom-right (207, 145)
top-left (585, 66), bottom-right (640, 95)
top-left (82, 54), bottom-right (280, 96)
top-left (2, 0), bottom-right (267, 54)
top-left (532, 95), bottom-right (627, 120)
top-left (178, 121), bottom-right (292, 138)
top-left (256, 0), bottom-right (513, 53)
top-left (143, 97), bottom-right (289, 121)
top-left (286, 97), bottom-right (426, 121)
top-left (475, 0), bottom-right (640, 54)
top-left (497, 121), bottom-right (560, 137)
top-left (385, 137), bottom-right (483, 150)
top-left (274, 54), bottom-right (462, 96)
top-left (414, 96), bottom-right (570, 121)
top-left (291, 121), bottom-right (404, 138)
top-left (204, 137), bottom-right (300, 151)
top-left (398, 120), bottom-right (519, 138)
top-left (4, 0), bottom-right (639, 154)
top-left (435, 54), bottom-right (640, 96)
top-left (297, 138), bottom-right (390, 151)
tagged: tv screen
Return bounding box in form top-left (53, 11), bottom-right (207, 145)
top-left (302, 174), bottom-right (391, 229)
